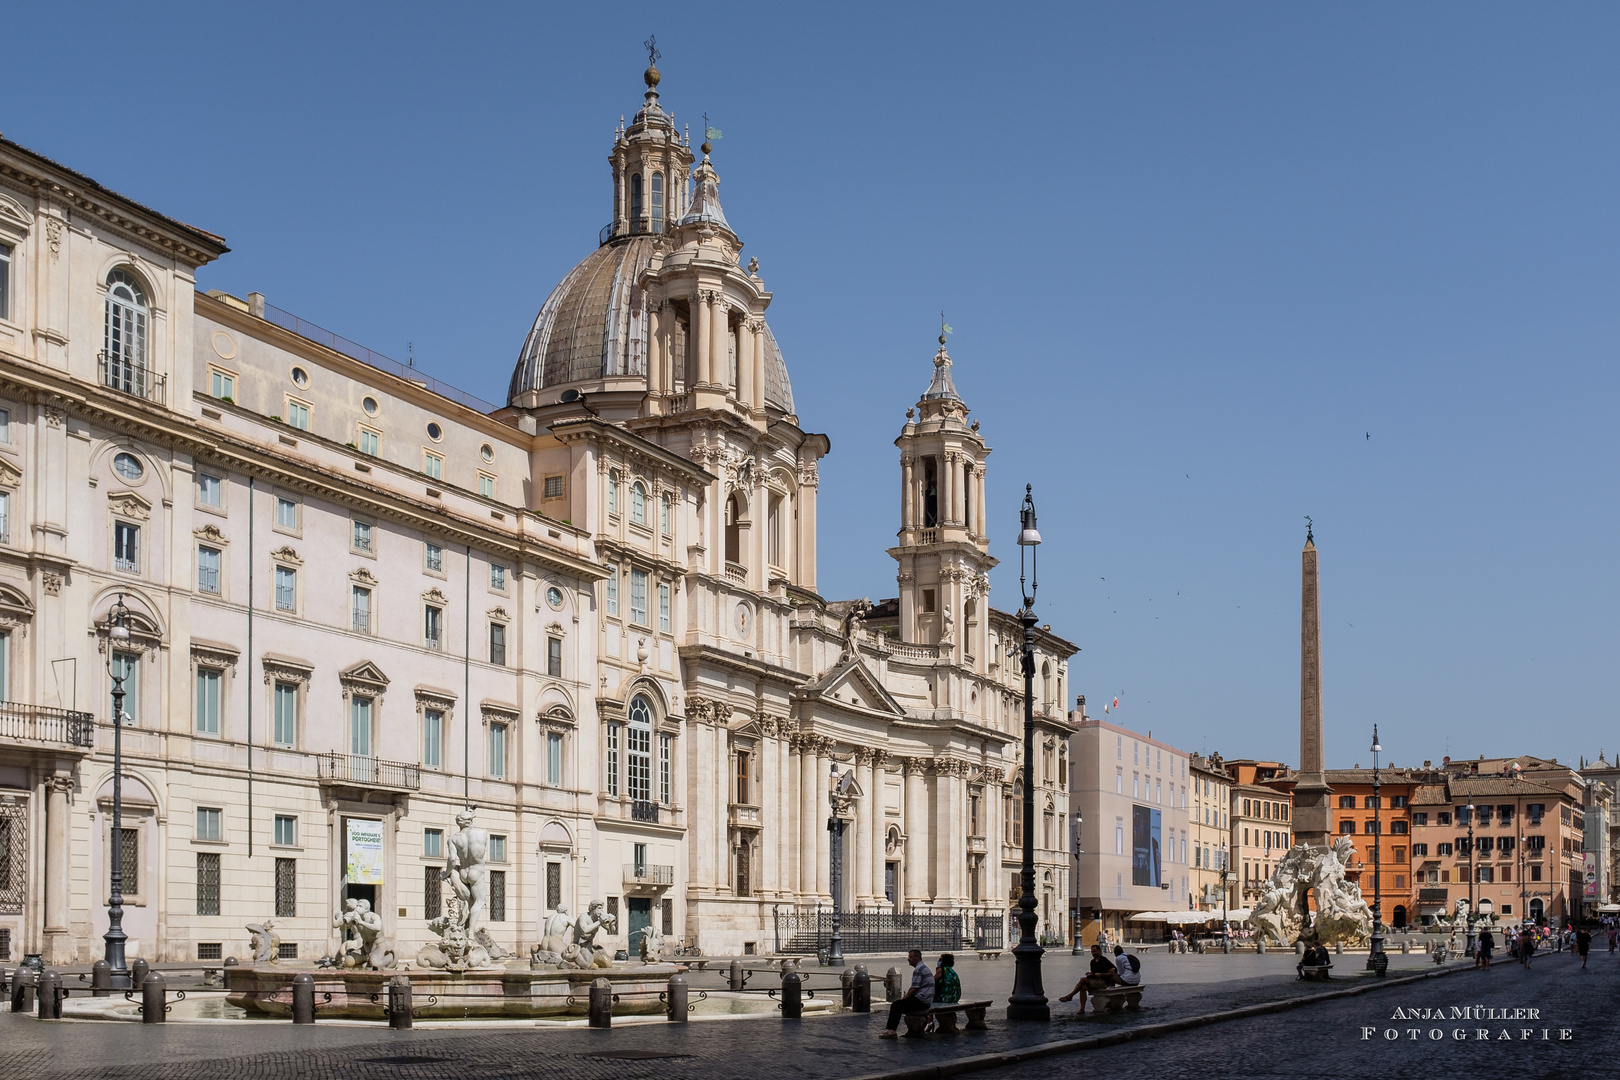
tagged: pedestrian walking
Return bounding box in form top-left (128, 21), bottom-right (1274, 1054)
top-left (1475, 927), bottom-right (1494, 969)
top-left (1576, 926), bottom-right (1591, 970)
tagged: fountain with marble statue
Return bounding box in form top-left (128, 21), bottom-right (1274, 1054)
top-left (332, 898), bottom-right (396, 970)
top-left (417, 809), bottom-right (511, 970)
top-left (1251, 836), bottom-right (1375, 948)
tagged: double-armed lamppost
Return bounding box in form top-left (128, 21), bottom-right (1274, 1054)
top-left (1366, 725), bottom-right (1387, 974)
top-left (103, 594), bottom-right (133, 989)
top-left (1465, 801), bottom-right (1477, 957)
top-left (827, 762), bottom-right (854, 966)
top-left (1071, 809), bottom-right (1084, 955)
top-left (1007, 485), bottom-right (1049, 1021)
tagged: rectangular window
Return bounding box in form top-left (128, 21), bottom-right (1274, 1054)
top-left (352, 519), bottom-right (373, 553)
top-left (275, 857), bottom-right (296, 918)
top-left (478, 473), bottom-right (496, 498)
top-left (424, 864), bottom-right (442, 920)
top-left (1412, 843), bottom-right (1428, 857)
top-left (273, 681), bottom-right (298, 746)
top-left (423, 828), bottom-right (443, 858)
top-left (197, 545), bottom-right (222, 594)
top-left (0, 408), bottom-right (6, 443)
top-left (197, 852), bottom-right (220, 915)
top-left (423, 451), bottom-right (443, 480)
top-left (211, 369), bottom-right (235, 401)
top-left (0, 490), bottom-right (8, 544)
top-left (489, 623), bottom-right (507, 666)
top-left (608, 471), bottom-right (619, 516)
top-left (275, 497), bottom-right (299, 531)
top-left (627, 719), bottom-right (651, 804)
top-left (543, 475), bottom-right (564, 499)
top-left (351, 586), bottom-right (372, 632)
top-left (113, 520), bottom-right (140, 572)
top-left (490, 564), bottom-right (507, 590)
top-left (358, 428), bottom-right (380, 456)
top-left (116, 827), bottom-right (140, 897)
top-left (605, 566), bottom-right (619, 617)
top-left (110, 650), bottom-right (139, 726)
top-left (546, 636), bottom-right (562, 677)
top-left (0, 630), bottom-right (8, 701)
top-left (274, 566), bottom-right (296, 611)
top-left (286, 400), bottom-right (310, 430)
top-left (606, 723), bottom-right (621, 796)
top-left (350, 696), bottom-right (372, 756)
top-left (659, 583), bottom-right (671, 633)
top-left (424, 605), bottom-right (442, 650)
top-left (197, 472), bottom-right (223, 508)
top-left (1438, 842), bottom-right (1453, 856)
top-left (630, 569), bottom-right (649, 626)
top-left (660, 493), bottom-right (670, 534)
top-left (195, 669), bottom-right (222, 735)
top-left (425, 541), bottom-right (443, 572)
top-left (659, 733), bottom-right (672, 804)
top-left (547, 732), bottom-right (563, 786)
top-left (489, 835), bottom-right (507, 863)
top-left (548, 863), bottom-right (564, 911)
top-left (423, 708), bottom-right (443, 769)
top-left (273, 815), bottom-right (296, 846)
top-left (488, 722), bottom-right (507, 778)
top-left (0, 242), bottom-right (10, 320)
top-left (489, 870), bottom-right (506, 922)
top-left (196, 807), bottom-right (222, 842)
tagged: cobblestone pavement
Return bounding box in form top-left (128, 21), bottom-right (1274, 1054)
top-left (0, 950), bottom-right (1488, 1080)
top-left (979, 947), bottom-right (1619, 1080)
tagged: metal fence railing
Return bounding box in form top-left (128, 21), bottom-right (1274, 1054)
top-left (316, 753), bottom-right (420, 790)
top-left (261, 304), bottom-right (499, 415)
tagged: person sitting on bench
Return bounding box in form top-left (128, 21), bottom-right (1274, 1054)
top-left (1057, 944), bottom-right (1119, 1012)
top-left (934, 953), bottom-right (961, 1008)
top-left (1297, 942), bottom-right (1331, 978)
top-left (878, 949), bottom-right (934, 1038)
top-left (1112, 944), bottom-right (1142, 987)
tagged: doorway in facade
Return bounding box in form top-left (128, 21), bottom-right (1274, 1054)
top-left (345, 882), bottom-right (377, 910)
top-left (1392, 905), bottom-right (1407, 929)
top-left (627, 897), bottom-right (652, 955)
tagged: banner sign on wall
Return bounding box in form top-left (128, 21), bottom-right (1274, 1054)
top-left (346, 818), bottom-right (385, 884)
top-left (1132, 805), bottom-right (1162, 887)
top-left (1585, 854), bottom-right (1599, 898)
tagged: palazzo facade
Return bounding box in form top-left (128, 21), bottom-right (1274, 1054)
top-left (0, 62), bottom-right (1076, 966)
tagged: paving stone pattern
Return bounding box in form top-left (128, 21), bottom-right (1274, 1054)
top-left (0, 951), bottom-right (1562, 1080)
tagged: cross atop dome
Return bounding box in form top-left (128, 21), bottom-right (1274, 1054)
top-left (916, 321), bottom-right (967, 422)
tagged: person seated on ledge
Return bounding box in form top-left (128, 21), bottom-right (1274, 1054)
top-left (878, 948), bottom-right (934, 1038)
top-left (1297, 942), bottom-right (1331, 977)
top-left (1058, 944), bottom-right (1120, 1012)
top-left (1112, 944), bottom-right (1142, 986)
top-left (934, 953), bottom-right (962, 1007)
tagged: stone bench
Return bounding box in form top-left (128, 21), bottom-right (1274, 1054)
top-left (1298, 965), bottom-right (1332, 981)
top-left (901, 999), bottom-right (992, 1035)
top-left (1088, 984), bottom-right (1145, 1013)
top-left (974, 950), bottom-right (1002, 960)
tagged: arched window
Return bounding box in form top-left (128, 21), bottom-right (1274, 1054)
top-left (724, 493), bottom-right (742, 565)
top-left (627, 695), bottom-right (653, 804)
top-left (1008, 778), bottom-right (1024, 847)
top-left (650, 172), bottom-right (665, 232)
top-left (1041, 661), bottom-right (1052, 708)
top-left (629, 174), bottom-right (644, 229)
top-left (104, 269), bottom-right (148, 393)
top-left (631, 482), bottom-right (647, 525)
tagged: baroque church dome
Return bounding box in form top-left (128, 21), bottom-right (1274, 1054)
top-left (506, 69), bottom-right (795, 415)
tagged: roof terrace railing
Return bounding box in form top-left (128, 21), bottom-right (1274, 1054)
top-left (260, 303), bottom-right (500, 415)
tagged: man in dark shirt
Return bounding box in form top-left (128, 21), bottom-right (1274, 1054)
top-left (1576, 926), bottom-right (1592, 969)
top-left (1057, 944), bottom-right (1119, 1013)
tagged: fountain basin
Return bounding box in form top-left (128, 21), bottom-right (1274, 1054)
top-left (225, 963), bottom-right (683, 1019)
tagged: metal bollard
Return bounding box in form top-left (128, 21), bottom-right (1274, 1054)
top-left (666, 973), bottom-right (688, 1022)
top-left (141, 971), bottom-right (166, 1024)
top-left (588, 977), bottom-right (613, 1028)
top-left (291, 972), bottom-right (316, 1024)
top-left (130, 958), bottom-right (149, 993)
top-left (841, 967), bottom-right (856, 1007)
top-left (11, 967), bottom-right (36, 1013)
top-left (91, 960), bottom-right (111, 997)
top-left (387, 974), bottom-right (412, 1030)
top-left (885, 966), bottom-right (903, 1002)
top-left (37, 970), bottom-right (61, 1020)
top-left (851, 963), bottom-right (871, 1013)
top-left (728, 958), bottom-right (745, 991)
top-left (780, 970), bottom-right (802, 1019)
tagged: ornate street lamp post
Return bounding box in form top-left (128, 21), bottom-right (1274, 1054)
top-left (827, 762), bottom-right (853, 966)
top-left (1071, 809), bottom-right (1084, 955)
top-left (1465, 802), bottom-right (1477, 958)
top-left (1006, 485), bottom-right (1049, 1021)
top-left (103, 594), bottom-right (133, 989)
top-left (1221, 866), bottom-right (1233, 953)
top-left (1366, 725), bottom-right (1387, 974)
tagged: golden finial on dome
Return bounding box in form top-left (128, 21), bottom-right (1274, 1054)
top-left (644, 35), bottom-right (661, 88)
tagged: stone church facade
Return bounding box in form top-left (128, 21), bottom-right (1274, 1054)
top-left (0, 62), bottom-right (1076, 965)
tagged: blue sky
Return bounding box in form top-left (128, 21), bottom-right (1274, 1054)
top-left (9, 2), bottom-right (1617, 770)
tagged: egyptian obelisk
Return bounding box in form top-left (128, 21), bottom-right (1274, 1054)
top-left (1292, 522), bottom-right (1332, 849)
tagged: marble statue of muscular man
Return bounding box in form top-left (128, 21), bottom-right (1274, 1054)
top-left (444, 808), bottom-right (490, 938)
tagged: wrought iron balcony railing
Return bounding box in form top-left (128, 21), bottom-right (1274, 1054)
top-left (0, 701), bottom-right (95, 749)
top-left (623, 863), bottom-right (674, 886)
top-left (316, 752), bottom-right (420, 790)
top-left (630, 800), bottom-right (660, 823)
top-left (98, 352), bottom-right (166, 406)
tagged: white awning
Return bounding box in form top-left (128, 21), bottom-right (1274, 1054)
top-left (1598, 903), bottom-right (1620, 914)
top-left (1128, 912), bottom-right (1169, 922)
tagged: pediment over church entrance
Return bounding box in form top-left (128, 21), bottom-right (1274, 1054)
top-left (798, 655), bottom-right (905, 717)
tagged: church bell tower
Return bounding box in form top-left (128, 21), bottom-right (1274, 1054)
top-left (890, 333), bottom-right (997, 670)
